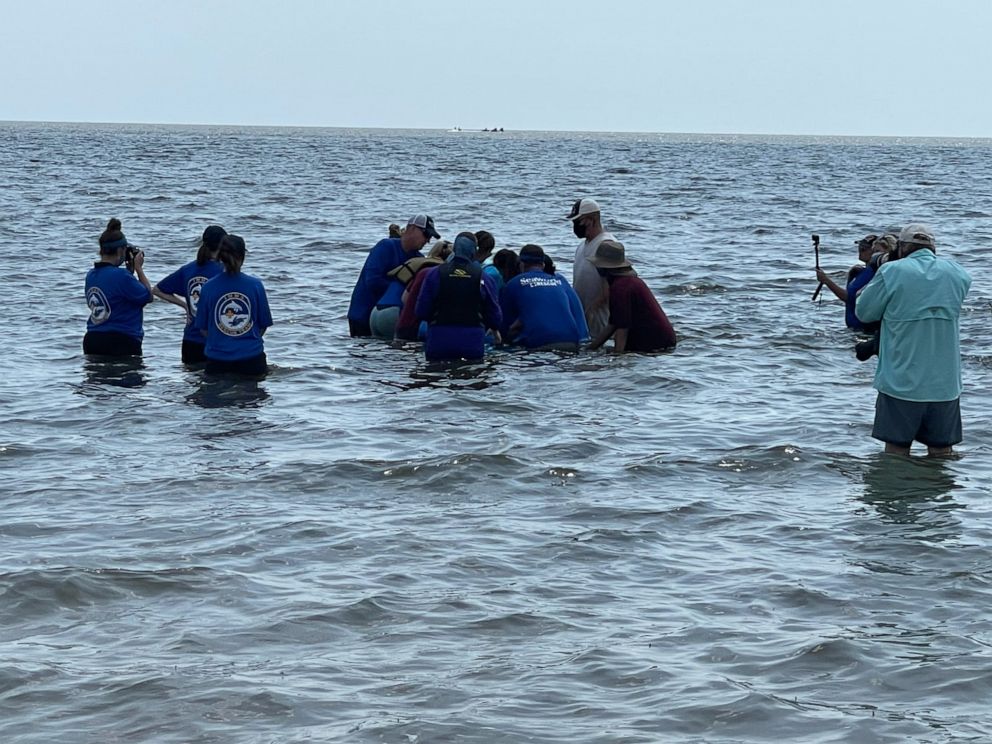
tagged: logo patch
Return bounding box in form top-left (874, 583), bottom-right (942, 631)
top-left (187, 276), bottom-right (209, 320)
top-left (214, 292), bottom-right (253, 336)
top-left (87, 287), bottom-right (111, 325)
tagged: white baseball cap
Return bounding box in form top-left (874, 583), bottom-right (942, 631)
top-left (565, 198), bottom-right (601, 221)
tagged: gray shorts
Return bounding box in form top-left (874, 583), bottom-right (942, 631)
top-left (872, 392), bottom-right (962, 448)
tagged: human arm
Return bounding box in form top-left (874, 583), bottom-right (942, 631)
top-left (481, 273), bottom-right (503, 334)
top-left (588, 323), bottom-right (615, 351)
top-left (815, 268), bottom-right (847, 302)
top-left (152, 285), bottom-right (188, 311)
top-left (612, 328), bottom-right (629, 353)
top-left (414, 268), bottom-right (440, 321)
top-left (854, 268), bottom-right (889, 324)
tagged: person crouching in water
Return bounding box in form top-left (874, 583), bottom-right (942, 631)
top-left (587, 240), bottom-right (676, 353)
top-left (194, 235), bottom-right (273, 377)
top-left (152, 225), bottom-right (227, 364)
top-left (414, 231), bottom-right (502, 361)
top-left (83, 218), bottom-right (153, 357)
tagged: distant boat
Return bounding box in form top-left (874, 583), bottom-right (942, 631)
top-left (448, 126), bottom-right (463, 132)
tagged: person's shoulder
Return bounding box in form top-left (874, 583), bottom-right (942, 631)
top-left (372, 237), bottom-right (400, 252)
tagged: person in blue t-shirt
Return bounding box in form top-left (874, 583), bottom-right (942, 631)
top-left (815, 233), bottom-right (895, 331)
top-left (348, 214), bottom-right (441, 337)
top-left (153, 225), bottom-right (227, 363)
top-left (83, 218), bottom-right (153, 357)
top-left (194, 235), bottom-right (273, 377)
top-left (499, 244), bottom-right (589, 351)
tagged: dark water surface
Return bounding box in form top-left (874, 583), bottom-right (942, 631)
top-left (1, 123), bottom-right (991, 743)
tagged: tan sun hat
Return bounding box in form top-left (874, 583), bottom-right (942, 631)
top-left (587, 239), bottom-right (632, 270)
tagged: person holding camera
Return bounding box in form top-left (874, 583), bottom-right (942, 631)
top-left (194, 235), bottom-right (273, 377)
top-left (83, 218), bottom-right (153, 356)
top-left (854, 224), bottom-right (971, 456)
top-left (152, 225), bottom-right (227, 364)
top-left (814, 233), bottom-right (898, 332)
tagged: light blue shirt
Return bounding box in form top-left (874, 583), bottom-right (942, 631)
top-left (855, 249), bottom-right (971, 402)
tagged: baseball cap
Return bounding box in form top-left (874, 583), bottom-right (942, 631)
top-left (898, 223), bottom-right (935, 248)
top-left (408, 214), bottom-right (441, 240)
top-left (565, 198), bottom-right (601, 221)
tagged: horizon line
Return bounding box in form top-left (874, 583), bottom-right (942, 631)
top-left (2, 118), bottom-right (990, 141)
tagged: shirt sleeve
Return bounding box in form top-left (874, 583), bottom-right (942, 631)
top-left (414, 267), bottom-right (440, 321)
top-left (156, 266), bottom-right (185, 296)
top-left (256, 282), bottom-right (273, 330)
top-left (499, 281), bottom-right (519, 336)
top-left (121, 271), bottom-right (153, 305)
top-left (364, 240), bottom-right (397, 307)
top-left (561, 276), bottom-right (590, 340)
top-left (481, 273), bottom-right (502, 330)
top-left (854, 269), bottom-right (889, 323)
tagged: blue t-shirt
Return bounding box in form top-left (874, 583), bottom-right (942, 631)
top-left (156, 259), bottom-right (224, 342)
top-left (844, 265), bottom-right (875, 330)
top-left (347, 238), bottom-right (421, 323)
top-left (500, 270), bottom-right (589, 348)
top-left (194, 271), bottom-right (273, 361)
top-left (85, 262), bottom-right (153, 339)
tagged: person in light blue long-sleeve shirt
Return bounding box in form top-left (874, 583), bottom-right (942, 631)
top-left (855, 224), bottom-right (971, 456)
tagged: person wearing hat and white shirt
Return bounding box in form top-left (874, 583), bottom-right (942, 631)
top-left (567, 198), bottom-right (616, 339)
top-left (855, 223), bottom-right (971, 456)
top-left (347, 214), bottom-right (440, 337)
top-left (587, 240), bottom-right (676, 353)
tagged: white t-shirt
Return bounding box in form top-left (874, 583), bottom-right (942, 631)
top-left (572, 230), bottom-right (616, 339)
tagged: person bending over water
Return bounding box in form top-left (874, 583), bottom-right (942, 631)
top-left (194, 235), bottom-right (273, 377)
top-left (586, 240), bottom-right (676, 353)
top-left (83, 218), bottom-right (153, 357)
top-left (153, 225), bottom-right (227, 363)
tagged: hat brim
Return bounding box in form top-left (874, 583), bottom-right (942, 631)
top-left (587, 256), bottom-right (631, 270)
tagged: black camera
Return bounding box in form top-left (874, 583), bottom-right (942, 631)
top-left (124, 244), bottom-right (143, 273)
top-left (855, 333), bottom-right (879, 361)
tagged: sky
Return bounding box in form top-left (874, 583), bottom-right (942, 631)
top-left (3, 0), bottom-right (991, 137)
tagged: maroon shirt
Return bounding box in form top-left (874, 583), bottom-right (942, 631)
top-left (608, 274), bottom-right (676, 351)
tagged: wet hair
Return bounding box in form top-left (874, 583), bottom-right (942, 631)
top-left (474, 230), bottom-right (495, 258)
top-left (218, 234), bottom-right (247, 275)
top-left (98, 218), bottom-right (126, 255)
top-left (543, 255), bottom-right (557, 275)
top-left (493, 248), bottom-right (520, 283)
top-left (388, 223), bottom-right (404, 239)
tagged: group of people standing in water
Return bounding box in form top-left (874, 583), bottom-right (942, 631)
top-left (83, 220), bottom-right (272, 375)
top-left (813, 225), bottom-right (971, 456)
top-left (82, 205), bottom-right (974, 458)
top-left (82, 197), bottom-right (677, 377)
top-left (346, 198), bottom-right (677, 360)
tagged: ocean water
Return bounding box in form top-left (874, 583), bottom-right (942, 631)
top-left (1, 122), bottom-right (991, 743)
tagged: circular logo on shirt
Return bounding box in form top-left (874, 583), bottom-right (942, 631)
top-left (86, 287), bottom-right (111, 325)
top-left (187, 276), bottom-right (209, 318)
top-left (214, 292), bottom-right (253, 336)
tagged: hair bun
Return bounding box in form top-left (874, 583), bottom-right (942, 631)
top-left (107, 218), bottom-right (122, 231)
